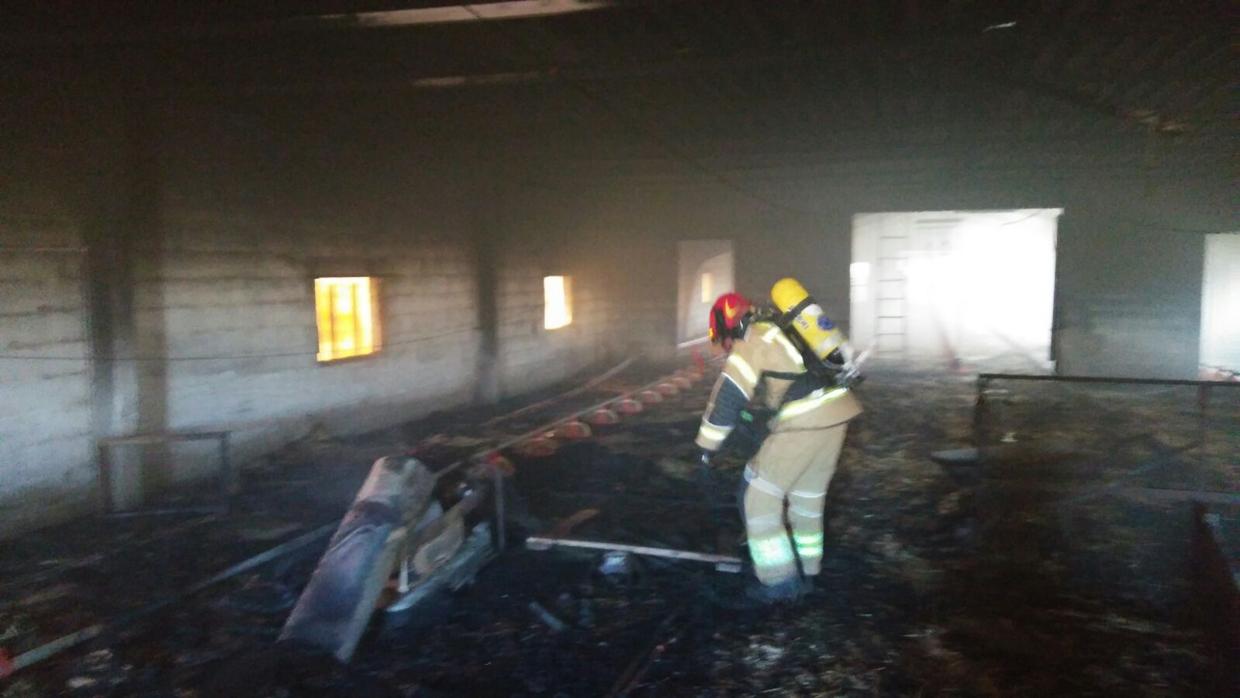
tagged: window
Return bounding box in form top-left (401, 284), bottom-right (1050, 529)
top-left (315, 277), bottom-right (379, 362)
top-left (700, 271), bottom-right (714, 303)
top-left (543, 275), bottom-right (572, 330)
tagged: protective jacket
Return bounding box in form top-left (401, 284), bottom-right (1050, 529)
top-left (694, 320), bottom-right (862, 587)
top-left (695, 321), bottom-right (861, 453)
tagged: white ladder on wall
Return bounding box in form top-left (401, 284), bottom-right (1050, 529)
top-left (874, 233), bottom-right (908, 358)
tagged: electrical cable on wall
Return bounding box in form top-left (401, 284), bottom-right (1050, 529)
top-left (0, 327), bottom-right (479, 362)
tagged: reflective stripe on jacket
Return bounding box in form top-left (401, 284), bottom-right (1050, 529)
top-left (695, 321), bottom-right (862, 450)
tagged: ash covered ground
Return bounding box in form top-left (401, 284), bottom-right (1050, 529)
top-left (2, 361), bottom-right (1235, 697)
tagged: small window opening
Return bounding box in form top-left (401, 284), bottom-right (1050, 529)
top-left (544, 275), bottom-right (572, 330)
top-left (315, 277), bottom-right (379, 362)
top-left (700, 272), bottom-right (714, 303)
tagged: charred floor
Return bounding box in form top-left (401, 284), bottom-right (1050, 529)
top-left (1, 360), bottom-right (1235, 697)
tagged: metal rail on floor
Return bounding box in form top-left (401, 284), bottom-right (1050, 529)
top-left (977, 372), bottom-right (1240, 390)
top-left (438, 362), bottom-right (712, 552)
top-left (1, 357), bottom-right (711, 678)
top-left (972, 372), bottom-right (1239, 503)
top-left (974, 372), bottom-right (1239, 430)
top-left (975, 373), bottom-right (1239, 427)
top-left (97, 430), bottom-right (234, 515)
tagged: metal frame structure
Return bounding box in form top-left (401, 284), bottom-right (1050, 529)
top-left (973, 372), bottom-right (1240, 503)
top-left (97, 430), bottom-right (233, 516)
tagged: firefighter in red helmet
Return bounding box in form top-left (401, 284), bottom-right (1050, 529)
top-left (696, 287), bottom-right (863, 604)
top-left (707, 291), bottom-right (753, 351)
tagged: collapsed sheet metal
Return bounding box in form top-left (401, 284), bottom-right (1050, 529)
top-left (278, 457), bottom-right (435, 662)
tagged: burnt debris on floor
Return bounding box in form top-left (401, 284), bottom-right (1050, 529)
top-left (2, 359), bottom-right (1237, 697)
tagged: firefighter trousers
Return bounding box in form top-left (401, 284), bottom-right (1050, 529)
top-left (741, 423), bottom-right (848, 586)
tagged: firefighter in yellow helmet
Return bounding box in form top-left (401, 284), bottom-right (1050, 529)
top-left (696, 281), bottom-right (863, 604)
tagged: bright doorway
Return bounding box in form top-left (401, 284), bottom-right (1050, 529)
top-left (850, 209), bottom-right (1061, 367)
top-left (1200, 233), bottom-right (1240, 376)
top-left (677, 240), bottom-right (735, 346)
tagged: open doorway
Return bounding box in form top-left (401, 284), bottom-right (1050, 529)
top-left (1200, 233), bottom-right (1240, 377)
top-left (677, 240), bottom-right (734, 346)
top-left (849, 209), bottom-right (1061, 368)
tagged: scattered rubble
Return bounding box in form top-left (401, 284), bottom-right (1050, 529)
top-left (527, 602), bottom-right (567, 633)
top-left (2, 361), bottom-right (1234, 695)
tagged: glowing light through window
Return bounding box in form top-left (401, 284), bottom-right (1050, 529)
top-left (544, 275), bottom-right (573, 330)
top-left (700, 272), bottom-right (714, 303)
top-left (315, 277), bottom-right (379, 362)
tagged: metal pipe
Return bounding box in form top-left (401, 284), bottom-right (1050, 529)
top-left (525, 536), bottom-right (743, 567)
top-left (978, 373), bottom-right (1240, 388)
top-left (481, 357), bottom-right (636, 428)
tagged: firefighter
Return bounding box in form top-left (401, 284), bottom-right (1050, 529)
top-left (695, 282), bottom-right (863, 603)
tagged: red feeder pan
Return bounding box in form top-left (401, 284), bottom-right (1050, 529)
top-left (514, 437), bottom-right (558, 458)
top-left (555, 421), bottom-right (593, 440)
top-left (587, 409), bottom-right (621, 426)
top-left (614, 398), bottom-right (643, 415)
top-left (482, 452), bottom-right (517, 476)
top-left (638, 390), bottom-right (663, 404)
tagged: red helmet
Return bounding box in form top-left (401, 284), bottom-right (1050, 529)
top-left (709, 292), bottom-right (752, 345)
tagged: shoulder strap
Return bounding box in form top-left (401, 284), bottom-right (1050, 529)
top-left (777, 296), bottom-right (816, 330)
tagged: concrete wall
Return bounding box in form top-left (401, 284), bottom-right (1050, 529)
top-left (522, 149), bottom-right (1232, 379)
top-left (0, 75), bottom-right (114, 534)
top-left (2, 38), bottom-right (1235, 533)
top-left (1054, 211), bottom-right (1206, 378)
top-left (0, 232), bottom-right (95, 534)
top-left (494, 246), bottom-right (610, 396)
top-left (0, 78), bottom-right (617, 536)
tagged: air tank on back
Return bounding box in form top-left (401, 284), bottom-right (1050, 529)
top-left (770, 277), bottom-right (845, 363)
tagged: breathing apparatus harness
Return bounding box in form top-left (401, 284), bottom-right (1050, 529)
top-left (774, 297), bottom-right (848, 381)
top-left (754, 302), bottom-right (862, 390)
